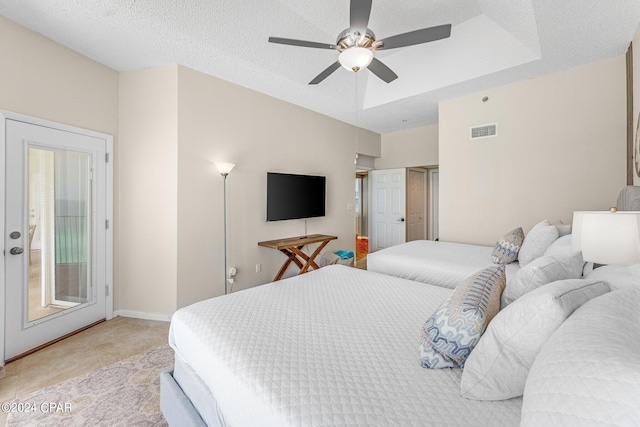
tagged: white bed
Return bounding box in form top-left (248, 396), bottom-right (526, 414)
top-left (367, 240), bottom-right (520, 289)
top-left (167, 265), bottom-right (522, 426)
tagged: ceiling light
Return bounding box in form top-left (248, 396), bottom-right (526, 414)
top-left (339, 47), bottom-right (374, 72)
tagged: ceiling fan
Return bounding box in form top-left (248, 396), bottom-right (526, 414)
top-left (268, 0), bottom-right (451, 85)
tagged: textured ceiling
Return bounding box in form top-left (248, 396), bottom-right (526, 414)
top-left (1, 0), bottom-right (639, 134)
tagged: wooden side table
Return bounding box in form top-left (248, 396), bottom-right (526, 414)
top-left (258, 234), bottom-right (338, 281)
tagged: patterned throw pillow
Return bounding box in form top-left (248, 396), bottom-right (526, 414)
top-left (419, 265), bottom-right (506, 369)
top-left (492, 227), bottom-right (525, 264)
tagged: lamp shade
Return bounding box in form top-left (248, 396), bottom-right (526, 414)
top-left (339, 47), bottom-right (374, 72)
top-left (571, 211), bottom-right (640, 265)
top-left (215, 162), bottom-right (236, 175)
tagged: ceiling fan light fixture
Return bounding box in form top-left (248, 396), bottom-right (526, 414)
top-left (339, 47), bottom-right (373, 72)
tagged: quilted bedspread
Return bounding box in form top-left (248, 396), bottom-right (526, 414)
top-left (169, 265), bottom-right (523, 426)
top-left (367, 240), bottom-right (520, 289)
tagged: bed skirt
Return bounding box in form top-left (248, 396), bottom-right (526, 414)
top-left (160, 369), bottom-right (210, 427)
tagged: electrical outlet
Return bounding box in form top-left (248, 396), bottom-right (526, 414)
top-left (256, 263), bottom-right (262, 273)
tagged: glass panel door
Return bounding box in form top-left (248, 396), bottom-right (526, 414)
top-left (27, 148), bottom-right (92, 322)
top-left (4, 118), bottom-right (108, 361)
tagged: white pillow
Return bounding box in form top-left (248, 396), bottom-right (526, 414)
top-left (555, 223), bottom-right (572, 237)
top-left (521, 287), bottom-right (640, 426)
top-left (584, 264), bottom-right (640, 291)
top-left (461, 278), bottom-right (610, 401)
top-left (518, 220), bottom-right (560, 266)
top-left (502, 252), bottom-right (584, 306)
top-left (543, 234), bottom-right (573, 259)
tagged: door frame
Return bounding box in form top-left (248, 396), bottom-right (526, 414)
top-left (0, 110), bottom-right (113, 365)
top-left (428, 167), bottom-right (439, 240)
top-left (406, 167), bottom-right (428, 241)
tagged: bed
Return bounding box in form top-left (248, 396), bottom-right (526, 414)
top-left (164, 265), bottom-right (523, 426)
top-left (366, 240), bottom-right (520, 289)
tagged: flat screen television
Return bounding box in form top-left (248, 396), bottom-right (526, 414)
top-left (267, 172), bottom-right (326, 221)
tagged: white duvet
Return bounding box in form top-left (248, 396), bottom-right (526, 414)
top-left (367, 240), bottom-right (520, 289)
top-left (169, 265), bottom-right (522, 427)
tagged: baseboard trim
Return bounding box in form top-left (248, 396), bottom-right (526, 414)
top-left (114, 310), bottom-right (172, 323)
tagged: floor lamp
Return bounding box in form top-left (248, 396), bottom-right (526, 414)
top-left (215, 162), bottom-right (235, 294)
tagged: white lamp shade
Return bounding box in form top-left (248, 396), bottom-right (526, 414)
top-left (215, 162), bottom-right (236, 175)
top-left (571, 211), bottom-right (640, 265)
top-left (339, 47), bottom-right (374, 71)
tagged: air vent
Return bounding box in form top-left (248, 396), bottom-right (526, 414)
top-left (470, 123), bottom-right (498, 140)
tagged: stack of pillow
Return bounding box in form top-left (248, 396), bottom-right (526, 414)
top-left (419, 219), bottom-right (612, 401)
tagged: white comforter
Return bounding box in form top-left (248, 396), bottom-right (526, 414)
top-left (169, 265), bottom-right (522, 427)
top-left (367, 240), bottom-right (520, 289)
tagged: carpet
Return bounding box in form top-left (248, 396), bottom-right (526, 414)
top-left (7, 345), bottom-right (173, 427)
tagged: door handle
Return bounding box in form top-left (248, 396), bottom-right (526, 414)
top-left (398, 218), bottom-right (405, 222)
top-left (10, 247), bottom-right (24, 255)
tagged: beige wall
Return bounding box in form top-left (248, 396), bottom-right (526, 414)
top-left (118, 66), bottom-right (179, 315)
top-left (117, 64), bottom-right (371, 313)
top-left (176, 66), bottom-right (363, 307)
top-left (633, 24), bottom-right (640, 186)
top-left (0, 16), bottom-right (121, 307)
top-left (0, 16), bottom-right (118, 133)
top-left (439, 56), bottom-right (627, 245)
top-left (375, 125), bottom-right (439, 170)
top-left (356, 128), bottom-right (382, 158)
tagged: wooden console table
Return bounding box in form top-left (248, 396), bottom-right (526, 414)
top-left (258, 234), bottom-right (338, 281)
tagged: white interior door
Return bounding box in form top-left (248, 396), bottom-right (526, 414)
top-left (369, 168), bottom-right (406, 252)
top-left (4, 117), bottom-right (110, 360)
top-left (407, 169), bottom-right (426, 241)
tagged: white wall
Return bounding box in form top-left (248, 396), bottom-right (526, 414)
top-left (176, 66), bottom-right (370, 307)
top-left (118, 66), bottom-right (179, 315)
top-left (117, 65), bottom-right (378, 313)
top-left (439, 56), bottom-right (627, 245)
top-left (633, 23), bottom-right (640, 186)
top-left (356, 128), bottom-right (381, 158)
top-left (375, 125), bottom-right (439, 170)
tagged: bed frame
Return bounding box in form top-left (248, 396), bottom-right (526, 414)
top-left (160, 369), bottom-right (217, 427)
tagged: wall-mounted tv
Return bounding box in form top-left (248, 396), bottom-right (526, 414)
top-left (267, 172), bottom-right (326, 221)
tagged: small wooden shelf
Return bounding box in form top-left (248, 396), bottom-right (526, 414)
top-left (258, 234), bottom-right (338, 281)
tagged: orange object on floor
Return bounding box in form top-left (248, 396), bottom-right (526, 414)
top-left (356, 236), bottom-right (368, 260)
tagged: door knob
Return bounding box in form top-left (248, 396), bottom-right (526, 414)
top-left (10, 247), bottom-right (24, 255)
top-left (398, 218), bottom-right (405, 222)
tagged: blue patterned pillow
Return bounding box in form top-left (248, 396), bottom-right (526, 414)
top-left (419, 265), bottom-right (506, 369)
top-left (492, 227), bottom-right (525, 264)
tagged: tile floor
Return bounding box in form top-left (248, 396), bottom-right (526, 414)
top-left (0, 316), bottom-right (170, 426)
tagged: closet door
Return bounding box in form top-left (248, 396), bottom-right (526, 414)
top-left (369, 168), bottom-right (406, 252)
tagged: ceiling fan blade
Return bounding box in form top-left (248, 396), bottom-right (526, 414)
top-left (350, 0), bottom-right (373, 34)
top-left (309, 61), bottom-right (341, 85)
top-left (376, 24), bottom-right (451, 50)
top-left (367, 57), bottom-right (398, 83)
top-left (269, 37), bottom-right (338, 50)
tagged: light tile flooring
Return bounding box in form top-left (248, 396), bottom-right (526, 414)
top-left (354, 256), bottom-right (367, 270)
top-left (0, 316), bottom-right (170, 426)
